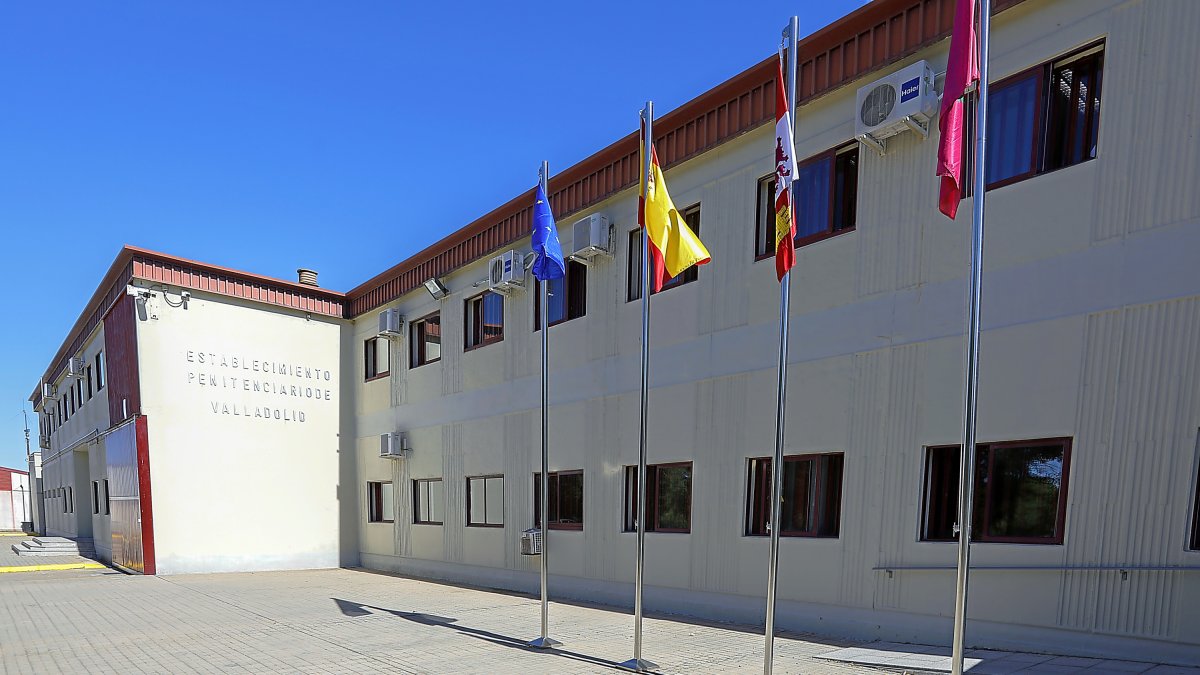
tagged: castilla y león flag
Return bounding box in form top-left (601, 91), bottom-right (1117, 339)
top-left (773, 56), bottom-right (799, 281)
top-left (639, 130), bottom-right (711, 293)
top-left (936, 0), bottom-right (979, 219)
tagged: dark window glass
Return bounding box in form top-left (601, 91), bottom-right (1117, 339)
top-left (746, 454), bottom-right (844, 537)
top-left (86, 366), bottom-right (94, 399)
top-left (103, 479), bottom-right (110, 515)
top-left (627, 205), bottom-right (701, 301)
top-left (1045, 49), bottom-right (1104, 172)
top-left (534, 471), bottom-right (584, 530)
top-left (986, 72), bottom-right (1040, 185)
top-left (413, 478), bottom-right (444, 524)
top-left (535, 260), bottom-right (587, 328)
top-left (410, 314), bottom-right (442, 367)
top-left (364, 337), bottom-right (389, 379)
top-left (623, 463), bottom-right (692, 533)
top-left (795, 156), bottom-right (831, 239)
top-left (465, 291), bottom-right (504, 349)
top-left (95, 351), bottom-right (105, 389)
top-left (1191, 462), bottom-right (1200, 551)
top-left (367, 481), bottom-right (394, 523)
top-left (92, 481), bottom-right (100, 515)
top-left (755, 175), bottom-right (777, 258)
top-left (832, 147), bottom-right (858, 233)
top-left (921, 439), bottom-right (1071, 544)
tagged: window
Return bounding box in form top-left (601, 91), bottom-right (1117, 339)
top-left (95, 351), bottom-right (105, 389)
top-left (745, 453), bottom-right (844, 537)
top-left (623, 462), bottom-right (692, 533)
top-left (465, 291), bottom-right (504, 349)
top-left (466, 475), bottom-right (504, 527)
top-left (86, 365), bottom-right (94, 399)
top-left (367, 481), bottom-right (394, 523)
top-left (413, 478), bottom-right (444, 525)
top-left (627, 204), bottom-right (701, 301)
top-left (103, 479), bottom-right (110, 515)
top-left (921, 438), bottom-right (1071, 544)
top-left (364, 337), bottom-right (390, 380)
top-left (1192, 461), bottom-right (1200, 550)
top-left (409, 313), bottom-right (442, 368)
top-left (66, 486), bottom-right (73, 514)
top-left (91, 481), bottom-right (100, 515)
top-left (76, 379), bottom-right (84, 407)
top-left (533, 470), bottom-right (583, 530)
top-left (535, 260), bottom-right (587, 328)
top-left (961, 43), bottom-right (1104, 193)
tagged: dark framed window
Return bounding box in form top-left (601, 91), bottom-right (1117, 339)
top-left (466, 475), bottom-right (504, 527)
top-left (745, 453), bottom-right (844, 537)
top-left (921, 438), bottom-right (1072, 544)
top-left (86, 365), bottom-right (94, 399)
top-left (754, 175), bottom-right (778, 259)
top-left (91, 481), bottom-right (100, 515)
top-left (961, 42), bottom-right (1104, 194)
top-left (103, 479), bottom-right (110, 515)
top-left (409, 313), bottom-right (442, 368)
top-left (533, 470), bottom-right (583, 530)
top-left (67, 486), bottom-right (73, 514)
top-left (413, 478), bottom-right (444, 525)
top-left (534, 260), bottom-right (587, 329)
top-left (627, 204), bottom-right (701, 301)
top-left (367, 481), bottom-right (394, 523)
top-left (364, 337), bottom-right (390, 380)
top-left (94, 351), bottom-right (105, 389)
top-left (623, 462), bottom-right (692, 533)
top-left (465, 291), bottom-right (504, 349)
top-left (1191, 452), bottom-right (1200, 551)
top-left (76, 379), bottom-right (84, 408)
top-left (794, 144), bottom-right (858, 245)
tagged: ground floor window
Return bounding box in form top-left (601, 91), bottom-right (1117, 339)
top-left (91, 481), bottom-right (101, 515)
top-left (533, 470), bottom-right (583, 530)
top-left (367, 481), bottom-right (394, 523)
top-left (466, 475), bottom-right (504, 527)
top-left (413, 478), bottom-right (444, 525)
top-left (745, 453), bottom-right (844, 537)
top-left (1191, 459), bottom-right (1200, 551)
top-left (922, 438), bottom-right (1071, 544)
top-left (103, 479), bottom-right (110, 515)
top-left (623, 462), bottom-right (692, 533)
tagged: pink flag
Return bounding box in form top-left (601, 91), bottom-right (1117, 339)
top-left (936, 0), bottom-right (979, 219)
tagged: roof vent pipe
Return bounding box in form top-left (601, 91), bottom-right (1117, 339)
top-left (297, 268), bottom-right (318, 286)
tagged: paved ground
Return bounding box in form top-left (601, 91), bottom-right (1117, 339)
top-left (0, 533), bottom-right (104, 573)
top-left (0, 566), bottom-right (1196, 674)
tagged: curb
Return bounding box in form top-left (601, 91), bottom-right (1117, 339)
top-left (0, 562), bottom-right (106, 574)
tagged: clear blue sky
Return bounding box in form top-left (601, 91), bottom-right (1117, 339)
top-left (0, 0), bottom-right (869, 469)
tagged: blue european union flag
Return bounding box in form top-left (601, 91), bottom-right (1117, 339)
top-left (531, 183), bottom-right (566, 281)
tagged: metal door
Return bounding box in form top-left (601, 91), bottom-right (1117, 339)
top-left (105, 419), bottom-right (144, 573)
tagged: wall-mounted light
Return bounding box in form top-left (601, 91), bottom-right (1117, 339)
top-left (423, 277), bottom-right (449, 300)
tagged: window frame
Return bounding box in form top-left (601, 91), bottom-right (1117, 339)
top-left (533, 470), bottom-right (584, 531)
top-left (627, 203), bottom-right (702, 302)
top-left (793, 144), bottom-right (859, 249)
top-left (465, 474), bottom-right (504, 528)
top-left (94, 351), bottom-right (105, 389)
top-left (623, 462), bottom-right (693, 534)
top-left (1191, 456), bottom-right (1200, 551)
top-left (91, 480), bottom-right (100, 515)
top-left (103, 478), bottom-right (110, 515)
top-left (921, 437), bottom-right (1073, 545)
top-left (464, 290), bottom-right (505, 351)
top-left (744, 452), bottom-right (845, 538)
top-left (409, 312), bottom-right (442, 369)
top-left (534, 260), bottom-right (588, 329)
top-left (412, 477), bottom-right (444, 525)
top-left (367, 481), bottom-right (394, 523)
top-left (363, 336), bottom-right (390, 381)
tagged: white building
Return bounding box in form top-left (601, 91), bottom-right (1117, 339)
top-left (0, 466), bottom-right (31, 532)
top-left (30, 0), bottom-right (1200, 664)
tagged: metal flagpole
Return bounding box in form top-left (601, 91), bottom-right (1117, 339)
top-left (763, 17), bottom-right (798, 675)
top-left (951, 1), bottom-right (991, 673)
top-left (620, 101), bottom-right (657, 674)
top-left (528, 161), bottom-right (561, 650)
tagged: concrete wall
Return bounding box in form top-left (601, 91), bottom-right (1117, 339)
top-left (351, 0), bottom-right (1200, 664)
top-left (134, 283), bottom-right (342, 574)
top-left (0, 471), bottom-right (31, 531)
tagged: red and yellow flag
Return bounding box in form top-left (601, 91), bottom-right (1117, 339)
top-left (638, 131), bottom-right (711, 293)
top-left (773, 56), bottom-right (799, 281)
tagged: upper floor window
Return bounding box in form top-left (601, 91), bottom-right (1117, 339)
top-left (623, 462), bottom-right (692, 533)
top-left (94, 351), bottom-right (105, 390)
top-left (922, 438), bottom-right (1071, 544)
top-left (364, 336), bottom-right (390, 380)
top-left (535, 260), bottom-right (587, 328)
top-left (86, 365), bottom-right (94, 399)
top-left (465, 291), bottom-right (504, 349)
top-left (534, 470), bottom-right (583, 530)
top-left (76, 379), bottom-right (83, 407)
top-left (466, 475), bottom-right (504, 527)
top-left (367, 481), bottom-right (394, 523)
top-left (628, 204), bottom-right (701, 301)
top-left (1191, 456), bottom-right (1200, 551)
top-left (745, 453), bottom-right (844, 537)
top-left (413, 478), bottom-right (444, 525)
top-left (410, 313), bottom-right (442, 368)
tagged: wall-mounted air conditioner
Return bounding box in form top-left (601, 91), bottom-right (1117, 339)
top-left (488, 250), bottom-right (525, 294)
top-left (38, 435), bottom-right (50, 449)
top-left (570, 214), bottom-right (612, 263)
top-left (855, 60), bottom-right (939, 154)
top-left (380, 432), bottom-right (410, 459)
top-left (67, 356), bottom-right (86, 379)
top-left (378, 308), bottom-right (404, 338)
top-left (41, 383), bottom-right (57, 401)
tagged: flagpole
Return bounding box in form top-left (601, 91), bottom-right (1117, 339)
top-left (951, 1), bottom-right (990, 673)
top-left (528, 161), bottom-right (561, 651)
top-left (620, 101), bottom-right (657, 674)
top-left (762, 17), bottom-right (798, 675)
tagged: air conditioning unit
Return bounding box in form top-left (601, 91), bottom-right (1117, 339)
top-left (380, 432), bottom-right (410, 459)
top-left (378, 308), bottom-right (404, 338)
top-left (67, 356), bottom-right (86, 379)
top-left (41, 383), bottom-right (57, 401)
top-left (488, 250), bottom-right (525, 294)
top-left (520, 528), bottom-right (544, 556)
top-left (38, 435), bottom-right (50, 449)
top-left (570, 214), bottom-right (612, 262)
top-left (855, 60), bottom-right (939, 152)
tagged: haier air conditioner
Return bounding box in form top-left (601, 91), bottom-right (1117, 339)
top-left (488, 250), bottom-right (525, 294)
top-left (67, 356), bottom-right (87, 379)
top-left (380, 432), bottom-right (410, 459)
top-left (570, 213), bottom-right (612, 263)
top-left (855, 60), bottom-right (939, 154)
top-left (378, 308), bottom-right (404, 338)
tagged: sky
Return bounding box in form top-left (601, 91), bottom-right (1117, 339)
top-left (0, 0), bottom-right (870, 470)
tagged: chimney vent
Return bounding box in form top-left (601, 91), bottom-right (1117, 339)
top-left (297, 268), bottom-right (318, 286)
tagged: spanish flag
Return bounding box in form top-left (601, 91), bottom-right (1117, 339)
top-left (639, 130), bottom-right (711, 293)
